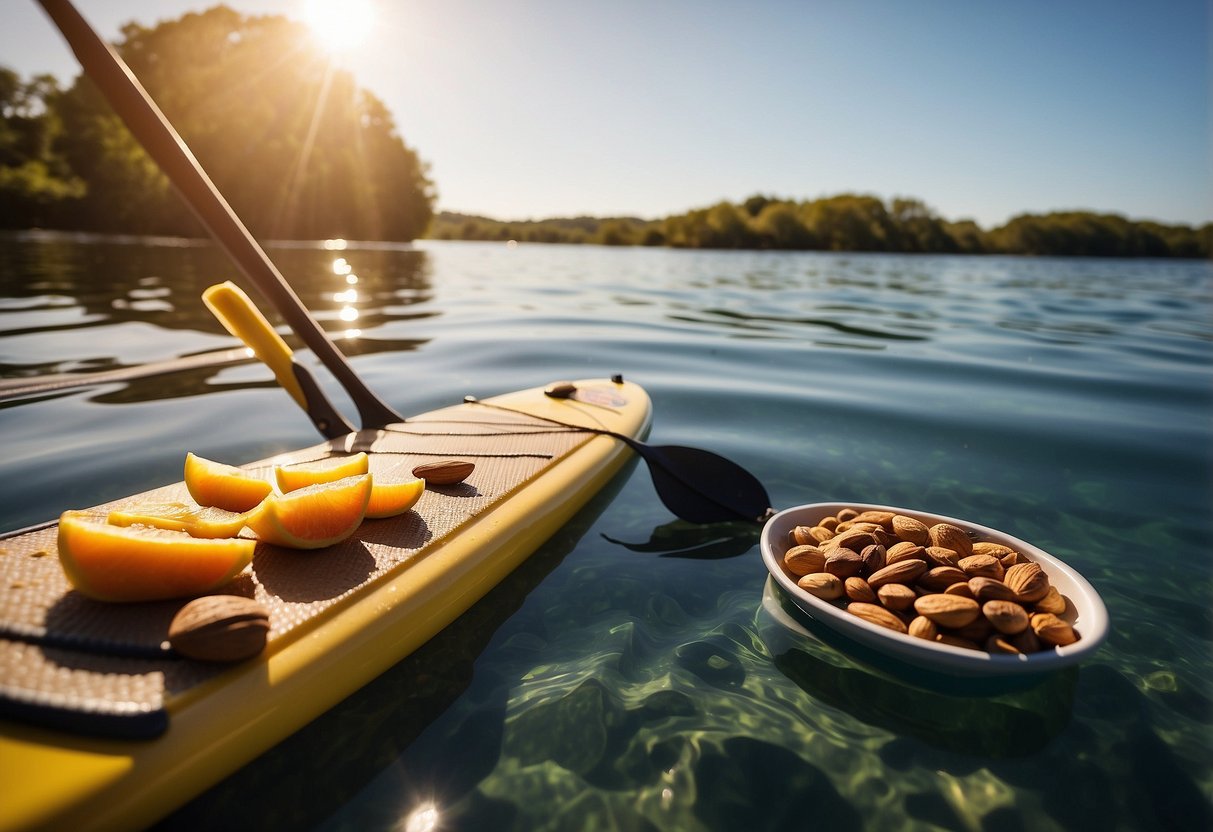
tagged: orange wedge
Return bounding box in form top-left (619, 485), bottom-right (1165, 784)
top-left (185, 452), bottom-right (272, 513)
top-left (57, 511), bottom-right (255, 602)
top-left (107, 502), bottom-right (249, 539)
top-left (275, 452), bottom-right (370, 493)
top-left (365, 477), bottom-right (425, 519)
top-left (246, 473), bottom-right (372, 549)
top-left (275, 453), bottom-right (368, 492)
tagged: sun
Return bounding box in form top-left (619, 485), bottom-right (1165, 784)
top-left (302, 0), bottom-right (375, 55)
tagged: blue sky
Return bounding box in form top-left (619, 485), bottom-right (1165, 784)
top-left (3, 0), bottom-right (1210, 227)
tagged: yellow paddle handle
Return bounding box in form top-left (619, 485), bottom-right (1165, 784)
top-left (203, 281), bottom-right (307, 409)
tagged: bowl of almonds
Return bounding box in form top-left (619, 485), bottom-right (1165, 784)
top-left (760, 502), bottom-right (1108, 676)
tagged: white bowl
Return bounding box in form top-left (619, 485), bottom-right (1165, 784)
top-left (760, 502), bottom-right (1109, 677)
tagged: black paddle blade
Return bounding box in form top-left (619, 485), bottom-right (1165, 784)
top-left (633, 443), bottom-right (772, 524)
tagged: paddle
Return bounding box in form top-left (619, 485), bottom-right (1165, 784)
top-left (38, 0), bottom-right (775, 525)
top-left (36, 0), bottom-right (402, 432)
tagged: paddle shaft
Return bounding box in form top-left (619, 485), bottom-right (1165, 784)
top-left (37, 0), bottom-right (403, 429)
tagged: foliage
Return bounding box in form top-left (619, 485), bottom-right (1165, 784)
top-left (431, 196), bottom-right (1209, 259)
top-left (0, 6), bottom-right (433, 240)
top-left (427, 212), bottom-right (663, 246)
top-left (0, 67), bottom-right (85, 227)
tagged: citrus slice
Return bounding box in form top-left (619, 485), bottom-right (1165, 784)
top-left (184, 452), bottom-right (273, 513)
top-left (275, 452), bottom-right (369, 493)
top-left (246, 473), bottom-right (372, 549)
top-left (57, 511), bottom-right (255, 602)
top-left (107, 502), bottom-right (249, 539)
top-left (365, 477), bottom-right (425, 519)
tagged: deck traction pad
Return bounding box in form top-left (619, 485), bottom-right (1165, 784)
top-left (0, 407), bottom-right (586, 737)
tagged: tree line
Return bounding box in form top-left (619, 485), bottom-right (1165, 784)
top-left (430, 195), bottom-right (1210, 258)
top-left (0, 6), bottom-right (433, 240)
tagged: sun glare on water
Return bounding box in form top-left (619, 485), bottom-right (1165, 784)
top-left (303, 0), bottom-right (375, 54)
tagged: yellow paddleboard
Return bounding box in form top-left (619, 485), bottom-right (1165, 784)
top-left (0, 377), bottom-right (650, 832)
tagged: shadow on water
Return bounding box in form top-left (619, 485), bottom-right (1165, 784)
top-left (601, 518), bottom-right (761, 560)
top-left (759, 578), bottom-right (1076, 758)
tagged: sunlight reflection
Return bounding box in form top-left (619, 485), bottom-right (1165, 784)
top-left (333, 288), bottom-right (358, 303)
top-left (339, 305), bottom-right (359, 322)
top-left (342, 328), bottom-right (361, 340)
top-left (346, 274), bottom-right (359, 285)
top-left (332, 257), bottom-right (352, 275)
top-left (323, 238), bottom-right (348, 251)
top-left (399, 801), bottom-right (441, 832)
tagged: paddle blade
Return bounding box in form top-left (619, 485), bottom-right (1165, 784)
top-left (637, 444), bottom-right (772, 524)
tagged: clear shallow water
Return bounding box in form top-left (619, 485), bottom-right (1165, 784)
top-left (1, 235), bottom-right (1211, 830)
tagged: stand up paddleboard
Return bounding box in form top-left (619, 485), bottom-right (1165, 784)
top-left (1, 6), bottom-right (771, 829)
top-left (0, 376), bottom-right (651, 831)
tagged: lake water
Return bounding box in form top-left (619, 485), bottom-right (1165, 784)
top-left (1, 234), bottom-right (1211, 830)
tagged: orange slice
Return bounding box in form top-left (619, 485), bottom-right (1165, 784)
top-left (275, 452), bottom-right (370, 493)
top-left (365, 477), bottom-right (425, 519)
top-left (107, 502), bottom-right (249, 539)
top-left (57, 511), bottom-right (255, 602)
top-left (184, 452), bottom-right (272, 513)
top-left (246, 473), bottom-right (371, 549)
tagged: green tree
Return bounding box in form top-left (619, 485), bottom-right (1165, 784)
top-left (751, 201), bottom-right (815, 249)
top-left (51, 6), bottom-right (433, 239)
top-left (0, 67), bottom-right (85, 227)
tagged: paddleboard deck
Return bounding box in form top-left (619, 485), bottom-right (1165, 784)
top-left (0, 376), bottom-right (651, 832)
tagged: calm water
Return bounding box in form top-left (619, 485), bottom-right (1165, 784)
top-left (1, 234), bottom-right (1211, 830)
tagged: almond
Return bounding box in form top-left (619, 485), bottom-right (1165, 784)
top-left (867, 558), bottom-right (928, 589)
top-left (948, 616), bottom-right (994, 643)
top-left (876, 582), bottom-right (917, 611)
top-left (1033, 585), bottom-right (1068, 615)
top-left (1031, 612), bottom-right (1078, 646)
top-left (798, 572), bottom-right (843, 601)
top-left (968, 576), bottom-right (1018, 603)
top-left (918, 566), bottom-right (969, 592)
top-left (1005, 562), bottom-right (1050, 603)
top-left (925, 546), bottom-right (963, 568)
top-left (169, 595), bottom-right (270, 663)
top-left (886, 541), bottom-right (925, 565)
top-left (789, 526), bottom-right (820, 547)
top-left (891, 515), bottom-right (931, 546)
top-left (783, 544), bottom-right (827, 577)
top-left (845, 576), bottom-right (877, 603)
top-left (411, 459), bottom-right (475, 485)
top-left (908, 616), bottom-right (938, 641)
top-left (914, 594), bottom-right (980, 628)
top-left (860, 544), bottom-right (886, 574)
top-left (847, 602), bottom-right (908, 634)
top-left (835, 508), bottom-right (859, 522)
top-left (972, 541), bottom-right (1016, 558)
top-left (985, 634), bottom-right (1023, 654)
top-left (958, 554), bottom-right (1004, 580)
top-left (982, 600), bottom-right (1030, 635)
top-left (825, 548), bottom-right (865, 579)
top-left (830, 528), bottom-right (877, 553)
top-left (853, 510), bottom-right (896, 531)
top-left (944, 581), bottom-right (975, 599)
top-left (1009, 627), bottom-right (1043, 653)
top-left (806, 525), bottom-right (835, 543)
top-left (928, 523), bottom-right (974, 558)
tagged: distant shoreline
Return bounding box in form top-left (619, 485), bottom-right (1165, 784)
top-left (426, 197), bottom-right (1211, 259)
